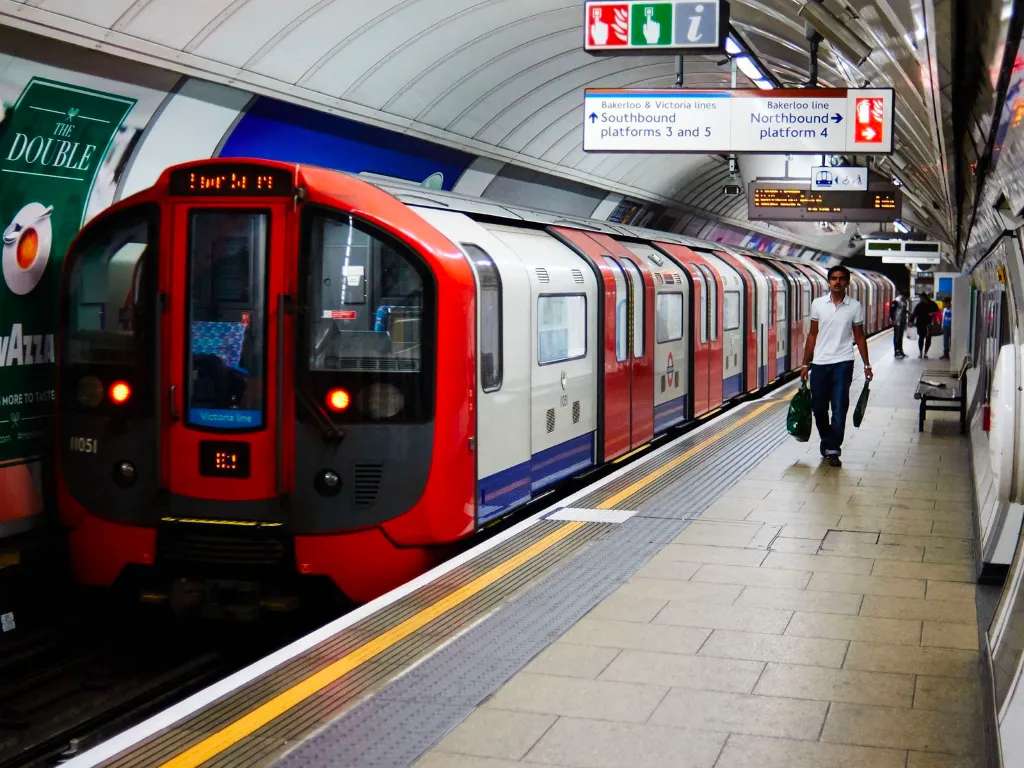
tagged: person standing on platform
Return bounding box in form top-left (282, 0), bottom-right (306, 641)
top-left (910, 292), bottom-right (939, 358)
top-left (800, 265), bottom-right (873, 468)
top-left (890, 293), bottom-right (908, 359)
top-left (941, 299), bottom-right (952, 359)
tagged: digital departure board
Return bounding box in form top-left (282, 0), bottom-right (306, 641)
top-left (169, 166), bottom-right (293, 196)
top-left (747, 181), bottom-right (901, 222)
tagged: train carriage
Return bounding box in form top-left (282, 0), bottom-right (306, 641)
top-left (56, 158), bottom-right (892, 607)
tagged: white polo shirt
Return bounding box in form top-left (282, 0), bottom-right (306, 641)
top-left (810, 293), bottom-right (864, 365)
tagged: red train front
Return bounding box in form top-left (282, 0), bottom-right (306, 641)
top-left (56, 159), bottom-right (477, 607)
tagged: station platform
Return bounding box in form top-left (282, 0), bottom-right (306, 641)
top-left (66, 331), bottom-right (982, 768)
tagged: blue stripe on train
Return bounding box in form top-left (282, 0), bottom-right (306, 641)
top-left (777, 355), bottom-right (788, 375)
top-left (723, 372), bottom-right (744, 399)
top-left (476, 432), bottom-right (595, 525)
top-left (654, 394), bottom-right (689, 433)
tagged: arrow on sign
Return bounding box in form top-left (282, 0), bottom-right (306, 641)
top-left (589, 112), bottom-right (598, 124)
top-left (861, 126), bottom-right (877, 140)
top-left (831, 113), bottom-right (843, 123)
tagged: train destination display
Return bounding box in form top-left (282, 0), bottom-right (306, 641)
top-left (583, 87), bottom-right (894, 154)
top-left (747, 181), bottom-right (902, 222)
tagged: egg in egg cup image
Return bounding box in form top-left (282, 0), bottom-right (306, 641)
top-left (2, 202), bottom-right (53, 295)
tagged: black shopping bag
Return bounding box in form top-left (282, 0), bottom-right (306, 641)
top-left (787, 382), bottom-right (812, 442)
top-left (853, 383), bottom-right (870, 427)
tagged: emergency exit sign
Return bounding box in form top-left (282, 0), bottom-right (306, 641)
top-left (584, 1), bottom-right (728, 54)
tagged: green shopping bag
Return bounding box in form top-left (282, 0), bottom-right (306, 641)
top-left (787, 382), bottom-right (812, 442)
top-left (852, 383), bottom-right (870, 427)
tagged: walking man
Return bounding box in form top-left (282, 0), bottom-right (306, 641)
top-left (890, 293), bottom-right (907, 359)
top-left (800, 265), bottom-right (873, 467)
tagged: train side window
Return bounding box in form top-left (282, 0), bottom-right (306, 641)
top-left (621, 259), bottom-right (645, 358)
top-left (656, 293), bottom-right (684, 342)
top-left (802, 285), bottom-right (811, 317)
top-left (697, 264), bottom-right (718, 340)
top-left (777, 289), bottom-right (787, 325)
top-left (462, 243), bottom-right (502, 392)
top-left (538, 294), bottom-right (586, 365)
top-left (606, 258), bottom-right (628, 362)
top-left (724, 291), bottom-right (741, 331)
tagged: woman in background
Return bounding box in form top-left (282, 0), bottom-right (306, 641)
top-left (910, 292), bottom-right (940, 359)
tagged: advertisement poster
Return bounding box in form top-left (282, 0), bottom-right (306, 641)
top-left (0, 77), bottom-right (135, 528)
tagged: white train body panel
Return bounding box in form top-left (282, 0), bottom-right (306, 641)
top-left (483, 224), bottom-right (599, 491)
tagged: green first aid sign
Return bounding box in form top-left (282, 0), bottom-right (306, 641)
top-left (0, 77), bottom-right (135, 462)
top-left (631, 3), bottom-right (673, 46)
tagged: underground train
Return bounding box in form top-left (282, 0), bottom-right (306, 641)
top-left (55, 158), bottom-right (894, 606)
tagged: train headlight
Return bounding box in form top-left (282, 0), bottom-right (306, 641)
top-left (359, 382), bottom-right (404, 420)
top-left (77, 376), bottom-right (104, 407)
top-left (315, 468), bottom-right (342, 497)
top-left (113, 460), bottom-right (137, 487)
top-left (325, 387), bottom-right (351, 413)
top-left (109, 380), bottom-right (132, 405)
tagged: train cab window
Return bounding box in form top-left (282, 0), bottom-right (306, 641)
top-left (621, 259), bottom-right (645, 358)
top-left (538, 294), bottom-right (586, 364)
top-left (65, 208), bottom-right (154, 369)
top-left (302, 210), bottom-right (433, 422)
top-left (186, 211), bottom-right (267, 430)
top-left (462, 243), bottom-right (502, 392)
top-left (606, 258), bottom-right (628, 362)
top-left (724, 291), bottom-right (741, 331)
top-left (656, 293), bottom-right (684, 342)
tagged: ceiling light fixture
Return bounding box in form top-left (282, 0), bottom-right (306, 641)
top-left (798, 1), bottom-right (872, 66)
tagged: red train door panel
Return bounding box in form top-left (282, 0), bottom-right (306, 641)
top-left (548, 227), bottom-right (630, 462)
top-left (163, 201), bottom-right (291, 506)
top-left (590, 233), bottom-right (654, 447)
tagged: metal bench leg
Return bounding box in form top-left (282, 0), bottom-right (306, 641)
top-left (960, 393), bottom-right (967, 434)
top-left (919, 398), bottom-right (926, 432)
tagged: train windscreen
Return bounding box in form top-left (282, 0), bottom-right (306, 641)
top-left (186, 211), bottom-right (267, 430)
top-left (301, 211), bottom-right (433, 422)
top-left (65, 208), bottom-right (154, 371)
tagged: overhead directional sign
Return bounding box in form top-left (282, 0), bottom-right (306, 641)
top-left (583, 88), bottom-right (895, 154)
top-left (812, 166), bottom-right (868, 190)
top-left (882, 254), bottom-right (940, 264)
top-left (584, 1), bottom-right (728, 54)
top-left (747, 181), bottom-right (901, 222)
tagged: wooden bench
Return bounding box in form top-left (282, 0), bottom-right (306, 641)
top-left (914, 356), bottom-right (970, 433)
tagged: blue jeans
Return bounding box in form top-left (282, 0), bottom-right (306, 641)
top-left (810, 361), bottom-right (854, 456)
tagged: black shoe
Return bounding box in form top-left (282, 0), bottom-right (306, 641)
top-left (825, 455), bottom-right (842, 467)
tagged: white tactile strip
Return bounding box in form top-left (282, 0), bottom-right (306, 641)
top-left (547, 507), bottom-right (638, 523)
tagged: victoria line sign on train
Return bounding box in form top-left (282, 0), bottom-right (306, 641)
top-left (583, 88), bottom-right (895, 154)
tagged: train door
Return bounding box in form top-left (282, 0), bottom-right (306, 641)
top-left (164, 199), bottom-right (290, 516)
top-left (712, 251), bottom-right (756, 394)
top-left (617, 255), bottom-right (655, 444)
top-left (701, 252), bottom-right (742, 399)
top-left (622, 241), bottom-right (689, 432)
top-left (751, 259), bottom-right (784, 381)
top-left (733, 253), bottom-right (772, 386)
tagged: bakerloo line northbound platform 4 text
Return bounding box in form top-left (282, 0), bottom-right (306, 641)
top-left (593, 98), bottom-right (838, 141)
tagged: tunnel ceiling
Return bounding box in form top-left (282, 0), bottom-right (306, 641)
top-left (1, 0), bottom-right (954, 258)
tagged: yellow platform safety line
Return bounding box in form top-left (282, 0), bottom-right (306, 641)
top-left (597, 398), bottom-right (786, 510)
top-left (159, 520), bottom-right (585, 768)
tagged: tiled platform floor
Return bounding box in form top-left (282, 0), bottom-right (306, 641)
top-left (418, 338), bottom-right (984, 768)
